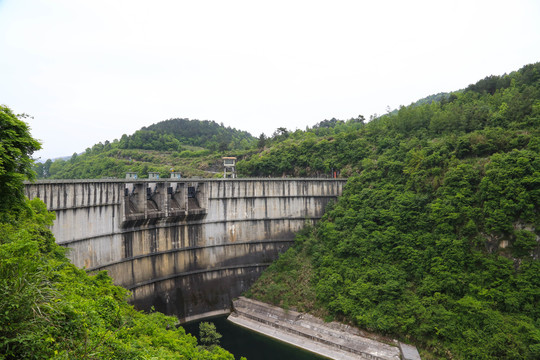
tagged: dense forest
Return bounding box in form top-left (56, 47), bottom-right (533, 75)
top-left (18, 62), bottom-right (540, 359)
top-left (0, 106), bottom-right (237, 359)
top-left (245, 63), bottom-right (540, 359)
top-left (141, 118), bottom-right (254, 151)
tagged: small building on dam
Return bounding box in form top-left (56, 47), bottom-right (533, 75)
top-left (25, 178), bottom-right (346, 322)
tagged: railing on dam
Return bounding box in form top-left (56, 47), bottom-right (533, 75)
top-left (25, 178), bottom-right (346, 322)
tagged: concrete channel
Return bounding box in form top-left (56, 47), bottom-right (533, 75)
top-left (228, 297), bottom-right (421, 360)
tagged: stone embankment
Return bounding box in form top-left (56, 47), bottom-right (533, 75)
top-left (228, 297), bottom-right (421, 360)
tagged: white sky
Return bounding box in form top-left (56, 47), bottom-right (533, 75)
top-left (1, 0), bottom-right (539, 160)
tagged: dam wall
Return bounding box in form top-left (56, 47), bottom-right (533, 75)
top-left (25, 178), bottom-right (345, 322)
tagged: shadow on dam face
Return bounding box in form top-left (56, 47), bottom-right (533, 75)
top-left (125, 228), bottom-right (294, 323)
top-left (24, 178), bottom-right (346, 323)
top-left (135, 266), bottom-right (267, 321)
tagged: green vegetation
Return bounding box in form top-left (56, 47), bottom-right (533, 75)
top-left (34, 118), bottom-right (256, 179)
top-left (0, 107), bottom-right (40, 214)
top-left (245, 63), bottom-right (540, 359)
top-left (245, 225), bottom-right (319, 314)
top-left (0, 107), bottom-right (234, 359)
top-left (198, 322), bottom-right (222, 349)
top-left (141, 118), bottom-right (254, 151)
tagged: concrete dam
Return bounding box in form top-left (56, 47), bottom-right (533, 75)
top-left (25, 178), bottom-right (345, 322)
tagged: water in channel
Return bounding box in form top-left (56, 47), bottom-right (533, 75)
top-left (182, 315), bottom-right (330, 360)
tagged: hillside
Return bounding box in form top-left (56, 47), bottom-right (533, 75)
top-left (142, 118), bottom-right (255, 150)
top-left (34, 118), bottom-right (256, 179)
top-left (244, 63), bottom-right (540, 359)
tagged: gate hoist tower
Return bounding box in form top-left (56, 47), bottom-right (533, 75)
top-left (222, 157), bottom-right (237, 178)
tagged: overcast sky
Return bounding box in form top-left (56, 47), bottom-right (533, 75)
top-left (1, 0), bottom-right (539, 160)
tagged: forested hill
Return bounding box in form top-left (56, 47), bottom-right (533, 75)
top-left (245, 62), bottom-right (540, 359)
top-left (122, 118), bottom-right (255, 152)
top-left (34, 118), bottom-right (256, 179)
top-left (237, 63), bottom-right (540, 177)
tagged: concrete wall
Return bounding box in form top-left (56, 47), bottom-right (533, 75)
top-left (25, 178), bottom-right (345, 322)
top-left (229, 297), bottom-right (405, 360)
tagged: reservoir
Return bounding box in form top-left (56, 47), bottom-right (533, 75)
top-left (182, 315), bottom-right (329, 360)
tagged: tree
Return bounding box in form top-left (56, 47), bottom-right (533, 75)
top-left (257, 133), bottom-right (267, 149)
top-left (43, 158), bottom-right (52, 178)
top-left (199, 322), bottom-right (222, 348)
top-left (218, 140), bottom-right (229, 152)
top-left (0, 106), bottom-right (41, 214)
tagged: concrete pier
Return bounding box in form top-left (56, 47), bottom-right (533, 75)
top-left (228, 297), bottom-right (421, 360)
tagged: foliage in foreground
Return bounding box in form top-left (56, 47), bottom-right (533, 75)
top-left (247, 63), bottom-right (540, 359)
top-left (0, 199), bottom-right (235, 359)
top-left (0, 107), bottom-right (234, 359)
top-left (0, 106), bottom-right (41, 214)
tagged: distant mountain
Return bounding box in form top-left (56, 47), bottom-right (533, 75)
top-left (33, 155), bottom-right (71, 163)
top-left (410, 92), bottom-right (451, 106)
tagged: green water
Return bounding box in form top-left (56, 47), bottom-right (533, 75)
top-left (182, 315), bottom-right (330, 360)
